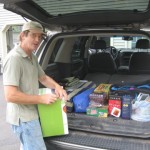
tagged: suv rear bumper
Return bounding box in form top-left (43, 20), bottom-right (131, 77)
top-left (45, 130), bottom-right (150, 150)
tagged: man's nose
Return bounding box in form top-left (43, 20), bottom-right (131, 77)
top-left (35, 36), bottom-right (42, 42)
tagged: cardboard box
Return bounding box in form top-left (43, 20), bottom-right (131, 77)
top-left (121, 95), bottom-right (132, 119)
top-left (38, 88), bottom-right (69, 137)
top-left (86, 106), bottom-right (108, 118)
top-left (108, 95), bottom-right (121, 117)
top-left (94, 84), bottom-right (112, 98)
top-left (89, 93), bottom-right (107, 107)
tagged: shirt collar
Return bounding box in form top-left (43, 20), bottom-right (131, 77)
top-left (16, 45), bottom-right (32, 58)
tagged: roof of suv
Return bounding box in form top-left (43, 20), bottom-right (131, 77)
top-left (1, 0), bottom-right (150, 30)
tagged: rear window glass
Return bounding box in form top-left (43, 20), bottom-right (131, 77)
top-left (33, 0), bottom-right (149, 16)
top-left (89, 35), bottom-right (150, 53)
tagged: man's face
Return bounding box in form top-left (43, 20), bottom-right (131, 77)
top-left (21, 30), bottom-right (43, 52)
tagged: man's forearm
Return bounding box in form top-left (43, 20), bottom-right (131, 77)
top-left (4, 86), bottom-right (43, 104)
top-left (39, 75), bottom-right (60, 89)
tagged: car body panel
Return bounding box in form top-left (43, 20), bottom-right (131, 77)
top-left (45, 130), bottom-right (150, 150)
top-left (1, 0), bottom-right (150, 30)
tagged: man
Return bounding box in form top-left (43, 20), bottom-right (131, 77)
top-left (3, 21), bottom-right (68, 150)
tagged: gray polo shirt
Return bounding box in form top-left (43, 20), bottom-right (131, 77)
top-left (3, 45), bottom-right (45, 126)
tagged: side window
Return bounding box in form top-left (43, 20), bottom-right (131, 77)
top-left (71, 36), bottom-right (89, 60)
top-left (90, 36), bottom-right (97, 49)
top-left (49, 38), bottom-right (64, 64)
top-left (71, 37), bottom-right (82, 61)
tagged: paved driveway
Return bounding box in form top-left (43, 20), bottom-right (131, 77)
top-left (0, 75), bottom-right (20, 150)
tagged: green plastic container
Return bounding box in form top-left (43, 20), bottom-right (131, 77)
top-left (38, 88), bottom-right (69, 137)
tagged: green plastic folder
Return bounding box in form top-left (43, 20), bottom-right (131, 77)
top-left (38, 88), bottom-right (69, 137)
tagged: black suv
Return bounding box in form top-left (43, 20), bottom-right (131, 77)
top-left (2, 0), bottom-right (150, 150)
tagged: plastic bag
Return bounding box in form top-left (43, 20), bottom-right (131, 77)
top-left (131, 100), bottom-right (150, 122)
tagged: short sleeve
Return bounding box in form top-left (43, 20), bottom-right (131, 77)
top-left (37, 63), bottom-right (45, 78)
top-left (3, 55), bottom-right (22, 86)
top-left (32, 54), bottom-right (45, 78)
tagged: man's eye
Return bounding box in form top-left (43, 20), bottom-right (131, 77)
top-left (30, 33), bottom-right (35, 38)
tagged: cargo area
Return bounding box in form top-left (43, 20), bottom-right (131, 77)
top-left (64, 73), bottom-right (150, 136)
top-left (67, 113), bottom-right (150, 138)
top-left (43, 71), bottom-right (150, 150)
top-left (42, 34), bottom-right (150, 150)
top-left (45, 85), bottom-right (150, 150)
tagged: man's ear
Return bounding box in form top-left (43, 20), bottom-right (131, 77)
top-left (20, 32), bottom-right (26, 41)
top-left (20, 32), bottom-right (24, 37)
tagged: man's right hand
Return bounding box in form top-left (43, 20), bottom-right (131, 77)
top-left (40, 93), bottom-right (59, 104)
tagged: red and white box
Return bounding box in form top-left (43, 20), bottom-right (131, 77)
top-left (108, 95), bottom-right (121, 117)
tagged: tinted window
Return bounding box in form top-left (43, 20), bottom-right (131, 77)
top-left (71, 37), bottom-right (82, 61)
top-left (49, 38), bottom-right (64, 63)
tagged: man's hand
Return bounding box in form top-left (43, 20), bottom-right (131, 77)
top-left (40, 93), bottom-right (58, 104)
top-left (39, 75), bottom-right (68, 101)
top-left (54, 85), bottom-right (68, 101)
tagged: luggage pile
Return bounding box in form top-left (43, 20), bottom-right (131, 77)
top-left (65, 79), bottom-right (150, 122)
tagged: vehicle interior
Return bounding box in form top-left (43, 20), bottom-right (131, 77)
top-left (38, 30), bottom-right (150, 87)
top-left (38, 29), bottom-right (150, 148)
